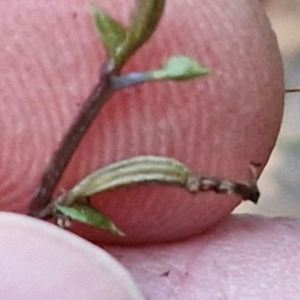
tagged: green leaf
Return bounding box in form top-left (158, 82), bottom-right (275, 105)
top-left (115, 0), bottom-right (165, 69)
top-left (149, 55), bottom-right (211, 81)
top-left (55, 203), bottom-right (124, 236)
top-left (90, 4), bottom-right (126, 58)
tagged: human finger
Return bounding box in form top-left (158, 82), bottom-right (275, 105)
top-left (0, 212), bottom-right (144, 300)
top-left (0, 0), bottom-right (283, 243)
top-left (105, 214), bottom-right (300, 299)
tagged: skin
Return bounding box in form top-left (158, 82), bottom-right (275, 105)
top-left (106, 215), bottom-right (300, 300)
top-left (0, 0), bottom-right (284, 244)
top-left (0, 212), bottom-right (144, 300)
top-left (1, 0), bottom-right (298, 299)
top-left (2, 213), bottom-right (300, 300)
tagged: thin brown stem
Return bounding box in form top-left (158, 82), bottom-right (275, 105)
top-left (28, 63), bottom-right (115, 217)
top-left (186, 168), bottom-right (259, 204)
top-left (285, 87), bottom-right (300, 93)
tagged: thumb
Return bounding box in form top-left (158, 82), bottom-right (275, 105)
top-left (0, 212), bottom-right (144, 300)
top-left (0, 0), bottom-right (283, 244)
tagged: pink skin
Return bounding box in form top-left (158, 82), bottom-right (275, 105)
top-left (1, 0), bottom-right (297, 299)
top-left (2, 213), bottom-right (300, 300)
top-left (0, 0), bottom-right (283, 244)
top-left (106, 215), bottom-right (300, 300)
top-left (0, 212), bottom-right (144, 300)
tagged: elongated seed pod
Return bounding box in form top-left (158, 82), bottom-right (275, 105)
top-left (66, 155), bottom-right (193, 202)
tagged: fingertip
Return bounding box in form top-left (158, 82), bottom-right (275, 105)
top-left (0, 212), bottom-right (144, 300)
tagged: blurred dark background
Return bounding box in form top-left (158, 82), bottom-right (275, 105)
top-left (234, 0), bottom-right (300, 217)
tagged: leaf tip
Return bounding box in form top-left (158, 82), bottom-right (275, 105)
top-left (89, 2), bottom-right (126, 62)
top-left (148, 55), bottom-right (211, 81)
top-left (110, 224), bottom-right (125, 237)
top-left (54, 203), bottom-right (125, 237)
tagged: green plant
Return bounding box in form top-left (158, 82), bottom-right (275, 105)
top-left (28, 0), bottom-right (261, 235)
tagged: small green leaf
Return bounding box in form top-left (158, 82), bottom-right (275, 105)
top-left (55, 203), bottom-right (124, 236)
top-left (149, 55), bottom-right (211, 81)
top-left (115, 0), bottom-right (165, 69)
top-left (90, 4), bottom-right (126, 58)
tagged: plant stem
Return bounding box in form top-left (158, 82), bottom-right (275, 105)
top-left (285, 87), bottom-right (300, 93)
top-left (28, 63), bottom-right (115, 217)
